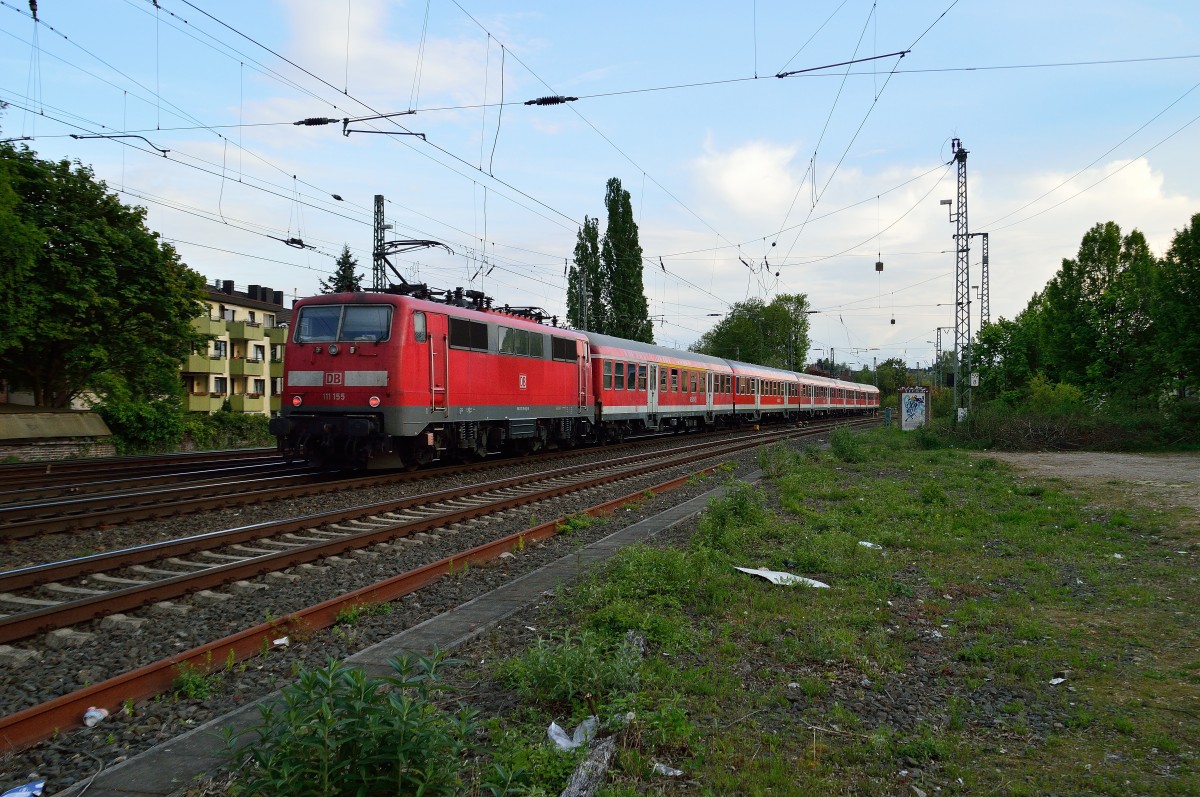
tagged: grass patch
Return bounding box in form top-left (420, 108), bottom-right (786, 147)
top-left (436, 428), bottom-right (1199, 794)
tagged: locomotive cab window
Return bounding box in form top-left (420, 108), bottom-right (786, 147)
top-left (413, 312), bottom-right (427, 343)
top-left (551, 336), bottom-right (576, 362)
top-left (295, 304), bottom-right (393, 343)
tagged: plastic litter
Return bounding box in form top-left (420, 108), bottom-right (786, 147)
top-left (82, 707), bottom-right (109, 727)
top-left (858, 541), bottom-right (883, 550)
top-left (548, 716), bottom-right (598, 751)
top-left (0, 781), bottom-right (45, 797)
top-left (734, 566), bottom-right (829, 589)
top-left (272, 636), bottom-right (289, 647)
top-left (1049, 677), bottom-right (1066, 685)
top-left (652, 762), bottom-right (685, 777)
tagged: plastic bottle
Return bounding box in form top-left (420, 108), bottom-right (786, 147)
top-left (83, 707), bottom-right (109, 727)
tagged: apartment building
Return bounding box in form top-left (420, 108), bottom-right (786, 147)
top-left (182, 280), bottom-right (291, 416)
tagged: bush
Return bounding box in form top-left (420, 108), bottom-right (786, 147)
top-left (829, 426), bottom-right (866, 463)
top-left (94, 395), bottom-right (186, 453)
top-left (223, 654), bottom-right (479, 797)
top-left (184, 409), bottom-right (272, 450)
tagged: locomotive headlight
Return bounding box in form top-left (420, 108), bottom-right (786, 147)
top-left (291, 395), bottom-right (303, 407)
top-left (368, 396), bottom-right (381, 408)
top-left (328, 343), bottom-right (340, 355)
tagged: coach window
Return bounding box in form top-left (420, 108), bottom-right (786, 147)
top-left (413, 312), bottom-right (427, 343)
top-left (660, 368), bottom-right (668, 391)
top-left (689, 372), bottom-right (697, 393)
top-left (637, 364), bottom-right (647, 391)
top-left (615, 362), bottom-right (625, 390)
top-left (627, 362), bottom-right (636, 390)
top-left (603, 360), bottom-right (613, 390)
top-left (671, 368), bottom-right (679, 392)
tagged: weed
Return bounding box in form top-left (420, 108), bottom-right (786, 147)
top-left (335, 601), bottom-right (393, 626)
top-left (829, 427), bottom-right (865, 463)
top-left (494, 630), bottom-right (641, 707)
top-left (557, 513), bottom-right (594, 535)
top-left (223, 652), bottom-right (479, 797)
top-left (173, 658), bottom-right (220, 700)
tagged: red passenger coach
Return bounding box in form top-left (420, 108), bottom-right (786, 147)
top-left (584, 333), bottom-right (734, 437)
top-left (270, 292), bottom-right (592, 468)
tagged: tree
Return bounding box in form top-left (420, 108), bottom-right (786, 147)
top-left (0, 143), bottom-right (206, 407)
top-left (1156, 212), bottom-right (1200, 398)
top-left (319, 245), bottom-right (363, 294)
top-left (566, 216), bottom-right (602, 331)
top-left (600, 178), bottom-right (653, 342)
top-left (690, 294), bottom-right (813, 368)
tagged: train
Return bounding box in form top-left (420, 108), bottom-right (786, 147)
top-left (267, 289), bottom-right (879, 469)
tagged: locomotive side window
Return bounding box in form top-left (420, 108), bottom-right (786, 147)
top-left (551, 336), bottom-right (576, 362)
top-left (413, 312), bottom-right (427, 343)
top-left (450, 318), bottom-right (489, 351)
top-left (603, 361), bottom-right (613, 390)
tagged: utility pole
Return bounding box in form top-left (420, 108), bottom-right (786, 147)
top-left (373, 194), bottom-right (387, 292)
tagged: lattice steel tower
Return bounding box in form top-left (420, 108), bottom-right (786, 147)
top-left (373, 194), bottom-right (387, 292)
top-left (951, 139), bottom-right (971, 418)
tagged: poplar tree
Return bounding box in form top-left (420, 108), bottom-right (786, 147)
top-left (566, 216), bottom-right (602, 331)
top-left (600, 178), bottom-right (653, 342)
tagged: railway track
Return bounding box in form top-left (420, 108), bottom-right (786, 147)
top-left (0, 418), bottom-right (876, 765)
top-left (0, 420), bottom-right (848, 538)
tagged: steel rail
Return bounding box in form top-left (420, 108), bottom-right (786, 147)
top-left (0, 429), bottom-right (805, 643)
top-left (0, 463), bottom-right (725, 754)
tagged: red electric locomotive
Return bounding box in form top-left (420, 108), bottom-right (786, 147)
top-left (270, 290), bottom-right (593, 469)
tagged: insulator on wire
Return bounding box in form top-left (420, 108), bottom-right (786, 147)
top-left (528, 95), bottom-right (578, 105)
top-left (294, 117), bottom-right (339, 126)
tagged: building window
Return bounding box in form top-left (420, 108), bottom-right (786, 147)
top-left (213, 377), bottom-right (228, 395)
top-left (252, 345), bottom-right (266, 362)
top-left (252, 379), bottom-right (266, 396)
top-left (213, 340), bottom-right (228, 358)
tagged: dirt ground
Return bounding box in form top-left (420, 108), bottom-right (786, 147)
top-left (978, 451), bottom-right (1200, 528)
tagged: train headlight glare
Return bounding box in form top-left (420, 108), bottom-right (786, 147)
top-left (368, 396), bottom-right (381, 408)
top-left (291, 395), bottom-right (303, 407)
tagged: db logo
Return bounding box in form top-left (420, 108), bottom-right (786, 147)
top-left (325, 372), bottom-right (343, 385)
top-left (519, 374), bottom-right (527, 390)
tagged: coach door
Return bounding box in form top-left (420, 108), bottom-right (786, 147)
top-left (426, 313), bottom-right (449, 413)
top-left (647, 364), bottom-right (659, 421)
top-left (577, 342), bottom-right (589, 410)
top-left (705, 371), bottom-right (714, 419)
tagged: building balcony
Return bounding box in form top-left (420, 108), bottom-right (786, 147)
top-left (266, 326), bottom-right (288, 344)
top-left (192, 316), bottom-right (225, 337)
top-left (228, 321), bottom-right (266, 341)
top-left (229, 393), bottom-right (267, 414)
top-left (229, 357), bottom-right (265, 377)
top-left (270, 360), bottom-right (284, 379)
top-left (185, 354), bottom-right (226, 374)
top-left (186, 393), bottom-right (223, 413)
top-left (270, 395), bottom-right (281, 413)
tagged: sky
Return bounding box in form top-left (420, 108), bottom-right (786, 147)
top-left (2, 0), bottom-right (1198, 372)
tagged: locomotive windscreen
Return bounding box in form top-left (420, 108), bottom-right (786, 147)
top-left (295, 305), bottom-right (392, 343)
